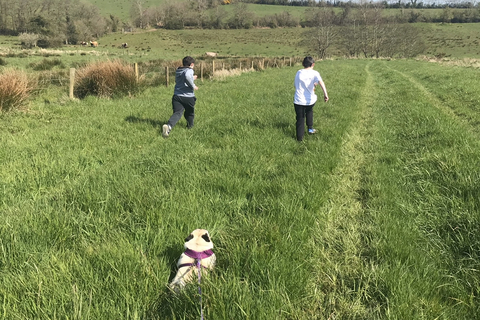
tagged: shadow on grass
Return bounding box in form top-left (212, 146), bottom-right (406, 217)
top-left (145, 285), bottom-right (202, 320)
top-left (125, 115), bottom-right (164, 134)
top-left (145, 244), bottom-right (203, 320)
top-left (247, 118), bottom-right (295, 140)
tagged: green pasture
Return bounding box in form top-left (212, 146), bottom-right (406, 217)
top-left (86, 0), bottom-right (168, 22)
top-left (1, 58), bottom-right (480, 319)
top-left (85, 0), bottom-right (309, 22)
top-left (419, 22), bottom-right (480, 58)
top-left (0, 28), bottom-right (307, 69)
top-left (1, 21), bottom-right (480, 69)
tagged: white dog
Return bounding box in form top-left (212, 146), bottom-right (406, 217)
top-left (169, 229), bottom-right (216, 292)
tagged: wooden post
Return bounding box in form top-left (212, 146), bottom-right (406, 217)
top-left (165, 66), bottom-right (169, 87)
top-left (212, 60), bottom-right (215, 77)
top-left (290, 57), bottom-right (292, 67)
top-left (262, 59), bottom-right (265, 69)
top-left (251, 60), bottom-right (254, 69)
top-left (201, 62), bottom-right (204, 81)
top-left (134, 63), bottom-right (139, 82)
top-left (239, 61), bottom-right (242, 70)
top-left (69, 68), bottom-right (75, 99)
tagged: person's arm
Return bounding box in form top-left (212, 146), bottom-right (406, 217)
top-left (317, 79), bottom-right (329, 102)
top-left (185, 69), bottom-right (198, 90)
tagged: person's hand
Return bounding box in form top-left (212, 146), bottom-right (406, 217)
top-left (324, 95), bottom-right (329, 102)
top-left (194, 86), bottom-right (199, 90)
top-left (193, 75), bottom-right (198, 80)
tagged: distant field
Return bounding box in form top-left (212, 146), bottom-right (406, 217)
top-left (1, 21), bottom-right (480, 70)
top-left (84, 0), bottom-right (168, 21)
top-left (82, 0), bottom-right (307, 22)
top-left (0, 28), bottom-right (307, 68)
top-left (83, 0), bottom-right (472, 23)
top-left (419, 22), bottom-right (480, 58)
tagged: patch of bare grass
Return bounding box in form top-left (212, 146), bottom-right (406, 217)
top-left (418, 55), bottom-right (480, 68)
top-left (212, 68), bottom-right (254, 81)
top-left (0, 68), bottom-right (36, 112)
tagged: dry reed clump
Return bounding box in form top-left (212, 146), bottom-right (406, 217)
top-left (74, 59), bottom-right (141, 99)
top-left (213, 68), bottom-right (254, 81)
top-left (0, 68), bottom-right (36, 112)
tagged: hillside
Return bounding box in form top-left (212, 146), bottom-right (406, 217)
top-left (84, 0), bottom-right (168, 21)
top-left (83, 0), bottom-right (307, 22)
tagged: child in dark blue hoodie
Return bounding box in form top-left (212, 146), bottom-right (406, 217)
top-left (163, 56), bottom-right (199, 138)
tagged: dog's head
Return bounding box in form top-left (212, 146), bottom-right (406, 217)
top-left (184, 229), bottom-right (213, 252)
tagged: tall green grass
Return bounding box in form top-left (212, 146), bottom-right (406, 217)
top-left (1, 59), bottom-right (479, 319)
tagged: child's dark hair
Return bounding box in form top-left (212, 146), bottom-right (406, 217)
top-left (302, 56), bottom-right (315, 68)
top-left (182, 56), bottom-right (195, 67)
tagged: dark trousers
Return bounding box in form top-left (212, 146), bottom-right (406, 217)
top-left (294, 103), bottom-right (315, 141)
top-left (168, 95), bottom-right (196, 129)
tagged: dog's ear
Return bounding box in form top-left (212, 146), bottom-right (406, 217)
top-left (185, 234), bottom-right (194, 242)
top-left (201, 233), bottom-right (211, 242)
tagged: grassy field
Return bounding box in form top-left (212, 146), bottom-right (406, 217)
top-left (419, 22), bottom-right (480, 58)
top-left (1, 57), bottom-right (480, 319)
top-left (1, 21), bottom-right (480, 70)
top-left (0, 27), bottom-right (307, 68)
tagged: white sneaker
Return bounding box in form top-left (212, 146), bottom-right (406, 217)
top-left (162, 124), bottom-right (171, 138)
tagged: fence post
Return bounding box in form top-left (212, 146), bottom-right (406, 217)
top-left (165, 66), bottom-right (169, 87)
top-left (201, 62), bottom-right (204, 82)
top-left (69, 68), bottom-right (75, 99)
top-left (251, 60), bottom-right (254, 70)
top-left (134, 63), bottom-right (139, 82)
top-left (212, 60), bottom-right (215, 77)
top-left (290, 57), bottom-right (292, 67)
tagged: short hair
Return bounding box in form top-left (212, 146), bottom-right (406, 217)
top-left (182, 56), bottom-right (195, 67)
top-left (302, 56), bottom-right (315, 68)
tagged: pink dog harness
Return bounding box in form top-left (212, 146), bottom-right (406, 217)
top-left (177, 248), bottom-right (214, 320)
top-left (178, 248), bottom-right (214, 268)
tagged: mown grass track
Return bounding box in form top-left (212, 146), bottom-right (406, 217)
top-left (307, 59), bottom-right (480, 319)
top-left (0, 59), bottom-right (479, 319)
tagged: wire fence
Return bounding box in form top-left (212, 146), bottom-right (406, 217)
top-left (33, 56), bottom-right (305, 97)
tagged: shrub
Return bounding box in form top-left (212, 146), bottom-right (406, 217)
top-left (19, 32), bottom-right (39, 48)
top-left (29, 58), bottom-right (65, 71)
top-left (0, 69), bottom-right (36, 112)
top-left (74, 60), bottom-right (141, 99)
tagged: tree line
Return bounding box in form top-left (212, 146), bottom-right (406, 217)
top-left (132, 0), bottom-right (480, 30)
top-left (303, 4), bottom-right (426, 59)
top-left (2, 0), bottom-right (479, 51)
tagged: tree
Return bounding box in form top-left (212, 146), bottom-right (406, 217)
top-left (131, 0), bottom-right (148, 29)
top-left (162, 2), bottom-right (187, 29)
top-left (66, 15), bottom-right (79, 44)
top-left (228, 2), bottom-right (255, 29)
top-left (441, 6), bottom-right (454, 23)
top-left (303, 8), bottom-right (339, 59)
top-left (109, 14), bottom-right (121, 32)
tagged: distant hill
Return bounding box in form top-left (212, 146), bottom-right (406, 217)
top-left (83, 0), bottom-right (307, 22)
top-left (83, 0), bottom-right (176, 21)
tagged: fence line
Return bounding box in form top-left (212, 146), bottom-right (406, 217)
top-left (34, 56), bottom-right (304, 98)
